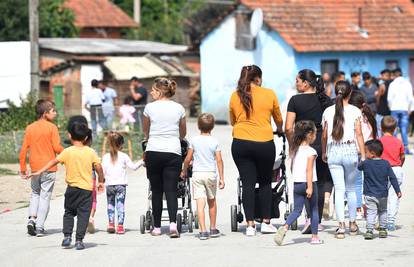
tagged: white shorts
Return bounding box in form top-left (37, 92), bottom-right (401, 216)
top-left (192, 171), bottom-right (217, 200)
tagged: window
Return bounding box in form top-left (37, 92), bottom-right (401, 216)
top-left (235, 7), bottom-right (255, 50)
top-left (321, 60), bottom-right (339, 75)
top-left (386, 60), bottom-right (399, 70)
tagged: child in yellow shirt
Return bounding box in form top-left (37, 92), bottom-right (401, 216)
top-left (29, 122), bottom-right (105, 250)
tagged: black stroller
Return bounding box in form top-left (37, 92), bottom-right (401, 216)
top-left (230, 133), bottom-right (298, 232)
top-left (139, 140), bottom-right (198, 234)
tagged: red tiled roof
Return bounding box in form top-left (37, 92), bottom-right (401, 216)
top-left (241, 0), bottom-right (414, 52)
top-left (64, 0), bottom-right (138, 28)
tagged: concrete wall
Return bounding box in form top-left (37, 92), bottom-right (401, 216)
top-left (200, 15), bottom-right (296, 122)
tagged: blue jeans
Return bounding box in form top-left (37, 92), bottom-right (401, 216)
top-left (390, 110), bottom-right (409, 152)
top-left (286, 182), bottom-right (319, 234)
top-left (376, 114), bottom-right (384, 137)
top-left (327, 143), bottom-right (359, 222)
top-left (355, 170), bottom-right (363, 208)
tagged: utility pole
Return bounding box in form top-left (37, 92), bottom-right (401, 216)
top-left (133, 0), bottom-right (141, 26)
top-left (29, 0), bottom-right (39, 98)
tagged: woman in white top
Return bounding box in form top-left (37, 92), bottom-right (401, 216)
top-left (142, 77), bottom-right (186, 238)
top-left (322, 81), bottom-right (365, 239)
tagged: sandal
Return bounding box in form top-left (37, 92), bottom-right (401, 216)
top-left (335, 227), bottom-right (345, 239)
top-left (349, 222), bottom-right (359, 236)
top-left (310, 237), bottom-right (324, 245)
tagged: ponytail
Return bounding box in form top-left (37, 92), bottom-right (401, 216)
top-left (108, 131), bottom-right (124, 164)
top-left (349, 90), bottom-right (377, 139)
top-left (237, 65), bottom-right (262, 119)
top-left (297, 69), bottom-right (332, 111)
top-left (332, 81), bottom-right (352, 142)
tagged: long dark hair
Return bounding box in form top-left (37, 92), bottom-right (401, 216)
top-left (332, 81), bottom-right (352, 141)
top-left (297, 69), bottom-right (331, 111)
top-left (236, 65), bottom-right (262, 118)
top-left (290, 120), bottom-right (317, 160)
top-left (349, 90), bottom-right (377, 139)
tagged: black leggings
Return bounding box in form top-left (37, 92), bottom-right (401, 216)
top-left (145, 151), bottom-right (182, 228)
top-left (231, 139), bottom-right (275, 221)
top-left (305, 144), bottom-right (333, 223)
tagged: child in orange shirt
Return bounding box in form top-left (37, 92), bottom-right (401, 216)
top-left (19, 100), bottom-right (64, 237)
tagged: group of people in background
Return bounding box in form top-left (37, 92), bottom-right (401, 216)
top-left (18, 63), bottom-right (410, 249)
top-left (323, 68), bottom-right (414, 154)
top-left (84, 76), bottom-right (148, 135)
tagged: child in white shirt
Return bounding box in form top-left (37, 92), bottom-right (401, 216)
top-left (182, 113), bottom-right (224, 240)
top-left (102, 132), bottom-right (143, 234)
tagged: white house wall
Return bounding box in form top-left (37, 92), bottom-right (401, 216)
top-left (200, 15), bottom-right (297, 122)
top-left (0, 42), bottom-right (31, 108)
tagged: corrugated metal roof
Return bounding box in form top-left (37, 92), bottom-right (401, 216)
top-left (39, 38), bottom-right (188, 55)
top-left (104, 56), bottom-right (167, 80)
top-left (103, 55), bottom-right (196, 80)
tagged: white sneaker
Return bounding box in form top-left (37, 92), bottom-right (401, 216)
top-left (260, 222), bottom-right (277, 234)
top-left (245, 226), bottom-right (256, 236)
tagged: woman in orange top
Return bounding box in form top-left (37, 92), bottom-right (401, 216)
top-left (229, 65), bottom-right (283, 236)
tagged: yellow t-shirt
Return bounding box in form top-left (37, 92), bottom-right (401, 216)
top-left (57, 146), bottom-right (100, 191)
top-left (229, 85), bottom-right (283, 142)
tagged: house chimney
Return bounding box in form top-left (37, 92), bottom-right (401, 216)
top-left (134, 0), bottom-right (140, 26)
top-left (358, 7), bottom-right (362, 29)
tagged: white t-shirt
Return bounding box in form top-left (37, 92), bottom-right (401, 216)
top-left (85, 88), bottom-right (105, 106)
top-left (143, 100), bottom-right (186, 155)
top-left (102, 152), bottom-right (143, 186)
top-left (322, 104), bottom-right (361, 144)
top-left (291, 146), bottom-right (318, 183)
top-left (189, 135), bottom-right (220, 172)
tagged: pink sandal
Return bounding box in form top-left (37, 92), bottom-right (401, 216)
top-left (310, 237), bottom-right (324, 245)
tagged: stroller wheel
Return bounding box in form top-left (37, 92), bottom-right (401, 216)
top-left (291, 219), bottom-right (298, 231)
top-left (194, 214), bottom-right (199, 229)
top-left (145, 211), bottom-right (151, 231)
top-left (188, 212), bottom-right (194, 233)
top-left (177, 213), bottom-right (182, 233)
top-left (183, 210), bottom-right (188, 224)
top-left (140, 215), bottom-right (145, 234)
top-left (231, 205), bottom-right (238, 232)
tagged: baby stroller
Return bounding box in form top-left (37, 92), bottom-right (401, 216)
top-left (230, 133), bottom-right (298, 232)
top-left (139, 140), bottom-right (198, 234)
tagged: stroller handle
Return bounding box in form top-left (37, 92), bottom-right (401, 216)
top-left (273, 131), bottom-right (286, 142)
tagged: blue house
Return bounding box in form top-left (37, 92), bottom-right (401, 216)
top-left (199, 0), bottom-right (414, 122)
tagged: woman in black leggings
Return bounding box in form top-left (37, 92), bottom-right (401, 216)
top-left (285, 69), bottom-right (333, 233)
top-left (229, 65), bottom-right (284, 236)
top-left (142, 77), bottom-right (186, 238)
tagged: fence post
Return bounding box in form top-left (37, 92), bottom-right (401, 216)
top-left (53, 85), bottom-right (64, 117)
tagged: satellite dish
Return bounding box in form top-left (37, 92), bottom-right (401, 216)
top-left (250, 8), bottom-right (263, 37)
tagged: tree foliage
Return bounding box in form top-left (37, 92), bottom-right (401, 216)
top-left (114, 0), bottom-right (204, 44)
top-left (0, 0), bottom-right (77, 41)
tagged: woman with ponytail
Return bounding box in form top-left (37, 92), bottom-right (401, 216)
top-left (349, 90), bottom-right (377, 219)
top-left (229, 65), bottom-right (283, 236)
top-left (102, 132), bottom-right (144, 234)
top-left (142, 77), bottom-right (187, 237)
top-left (322, 81), bottom-right (365, 239)
top-left (285, 69), bottom-right (333, 233)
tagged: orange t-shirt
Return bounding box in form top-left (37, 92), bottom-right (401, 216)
top-left (229, 85), bottom-right (283, 142)
top-left (19, 119), bottom-right (64, 172)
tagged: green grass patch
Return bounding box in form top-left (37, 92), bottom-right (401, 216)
top-left (0, 167), bottom-right (16, 176)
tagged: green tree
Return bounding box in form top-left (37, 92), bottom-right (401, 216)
top-left (114, 0), bottom-right (204, 44)
top-left (0, 0), bottom-right (77, 41)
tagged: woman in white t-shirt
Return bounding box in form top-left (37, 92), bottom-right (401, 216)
top-left (142, 77), bottom-right (187, 238)
top-left (322, 81), bottom-right (365, 239)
